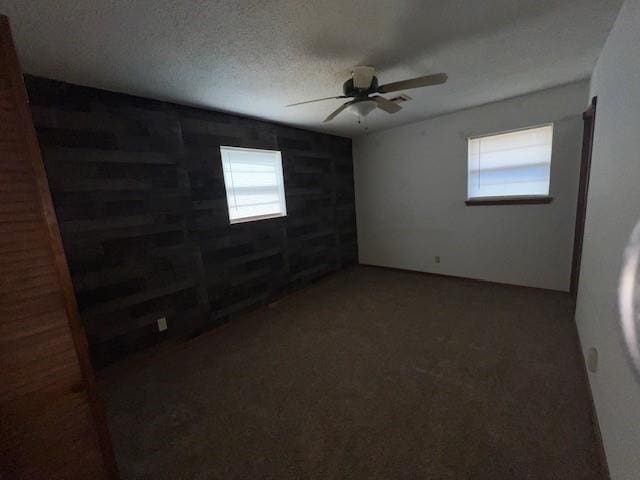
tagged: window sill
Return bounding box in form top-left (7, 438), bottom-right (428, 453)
top-left (465, 196), bottom-right (553, 206)
top-left (229, 213), bottom-right (286, 224)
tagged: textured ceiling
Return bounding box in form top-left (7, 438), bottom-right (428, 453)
top-left (0, 0), bottom-right (622, 137)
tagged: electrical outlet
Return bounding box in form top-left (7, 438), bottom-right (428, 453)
top-left (157, 317), bottom-right (168, 332)
top-left (435, 256), bottom-right (441, 264)
top-left (587, 347), bottom-right (598, 373)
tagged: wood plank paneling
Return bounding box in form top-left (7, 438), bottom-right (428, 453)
top-left (0, 16), bottom-right (118, 479)
top-left (24, 75), bottom-right (358, 367)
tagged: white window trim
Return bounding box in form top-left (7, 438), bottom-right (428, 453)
top-left (229, 212), bottom-right (285, 225)
top-left (466, 123), bottom-right (554, 202)
top-left (220, 146), bottom-right (287, 224)
top-left (467, 122), bottom-right (554, 141)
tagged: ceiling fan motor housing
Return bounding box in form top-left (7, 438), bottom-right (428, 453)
top-left (343, 77), bottom-right (379, 99)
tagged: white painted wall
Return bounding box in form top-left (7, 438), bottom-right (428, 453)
top-left (575, 1), bottom-right (640, 478)
top-left (353, 81), bottom-right (588, 291)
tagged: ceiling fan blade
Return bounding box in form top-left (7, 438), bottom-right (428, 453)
top-left (377, 73), bottom-right (448, 94)
top-left (286, 96), bottom-right (347, 107)
top-left (323, 102), bottom-right (351, 123)
top-left (353, 65), bottom-right (375, 89)
top-left (372, 96), bottom-right (402, 114)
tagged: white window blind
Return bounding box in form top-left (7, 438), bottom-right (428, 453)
top-left (220, 146), bottom-right (287, 223)
top-left (467, 124), bottom-right (553, 199)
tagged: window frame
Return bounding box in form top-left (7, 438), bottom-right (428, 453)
top-left (465, 123), bottom-right (554, 206)
top-left (219, 146), bottom-right (288, 224)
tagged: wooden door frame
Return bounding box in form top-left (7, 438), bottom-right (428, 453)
top-left (570, 96), bottom-right (598, 297)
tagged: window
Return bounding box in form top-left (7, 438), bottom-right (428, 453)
top-left (220, 146), bottom-right (287, 223)
top-left (467, 124), bottom-right (553, 202)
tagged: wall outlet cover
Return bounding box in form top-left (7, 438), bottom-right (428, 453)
top-left (587, 347), bottom-right (598, 373)
top-left (157, 317), bottom-right (168, 332)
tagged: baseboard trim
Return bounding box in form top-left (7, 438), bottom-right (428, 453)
top-left (358, 263), bottom-right (569, 294)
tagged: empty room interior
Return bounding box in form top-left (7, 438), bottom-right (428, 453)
top-left (2, 0), bottom-right (640, 478)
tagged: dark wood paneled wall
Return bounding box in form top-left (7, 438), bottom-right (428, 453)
top-left (24, 76), bottom-right (358, 367)
top-left (0, 17), bottom-right (118, 478)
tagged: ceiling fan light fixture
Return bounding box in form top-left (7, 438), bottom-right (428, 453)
top-left (349, 99), bottom-right (377, 118)
top-left (287, 67), bottom-right (448, 123)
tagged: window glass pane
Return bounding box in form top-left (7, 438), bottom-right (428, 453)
top-left (227, 172), bottom-right (279, 188)
top-left (233, 202), bottom-right (282, 220)
top-left (233, 191), bottom-right (280, 207)
top-left (467, 125), bottom-right (553, 199)
top-left (220, 146), bottom-right (287, 223)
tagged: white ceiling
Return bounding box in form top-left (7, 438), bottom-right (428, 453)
top-left (0, 0), bottom-right (622, 137)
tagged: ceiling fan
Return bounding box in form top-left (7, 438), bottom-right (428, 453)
top-left (286, 66), bottom-right (448, 122)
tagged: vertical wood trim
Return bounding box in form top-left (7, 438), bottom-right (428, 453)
top-left (0, 15), bottom-right (119, 478)
top-left (570, 96), bottom-right (597, 297)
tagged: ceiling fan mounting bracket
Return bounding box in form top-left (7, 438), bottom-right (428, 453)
top-left (343, 77), bottom-right (379, 99)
